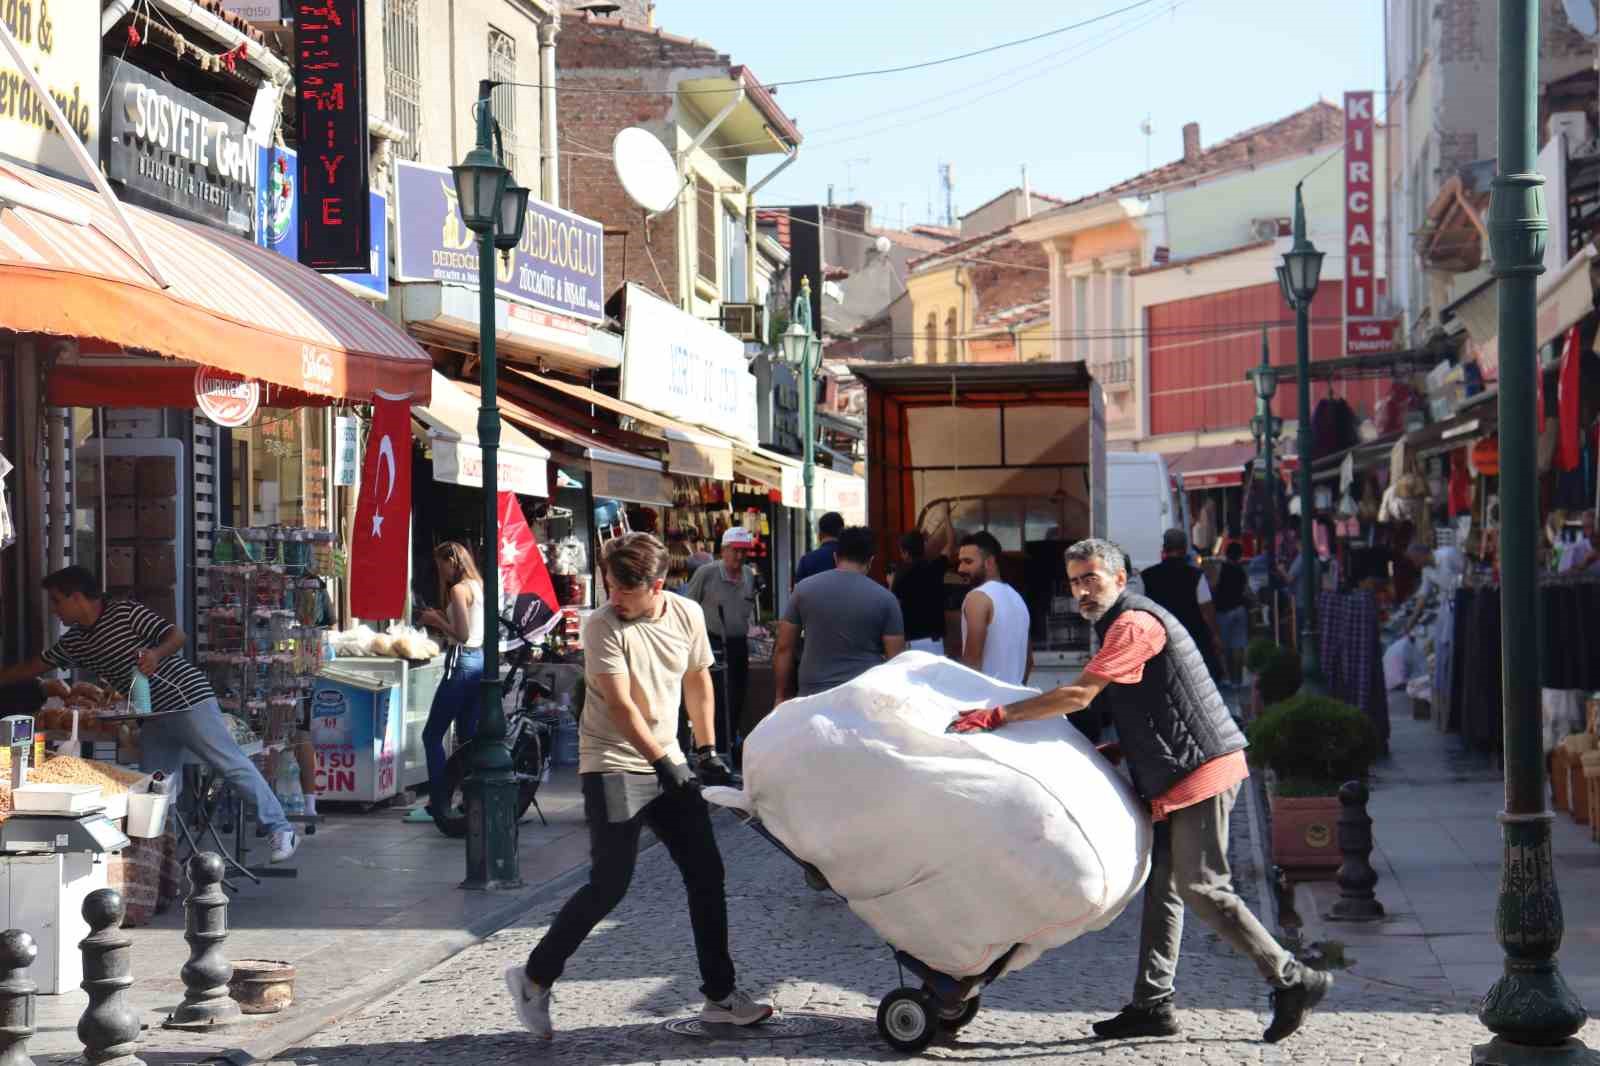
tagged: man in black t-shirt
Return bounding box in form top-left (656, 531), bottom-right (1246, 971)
top-left (0, 566), bottom-right (298, 863)
top-left (1212, 542), bottom-right (1252, 685)
top-left (890, 531), bottom-right (949, 654)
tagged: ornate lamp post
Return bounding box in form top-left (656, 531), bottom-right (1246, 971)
top-left (1474, 0), bottom-right (1591, 1059)
top-left (779, 277), bottom-right (820, 550)
top-left (1275, 184), bottom-right (1326, 690)
top-left (1246, 327), bottom-right (1281, 639)
top-left (450, 80), bottom-right (530, 891)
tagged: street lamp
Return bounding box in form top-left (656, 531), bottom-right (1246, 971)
top-left (1277, 183), bottom-right (1326, 691)
top-left (780, 276), bottom-right (820, 550)
top-left (1246, 326), bottom-right (1281, 643)
top-left (449, 81), bottom-right (527, 891)
top-left (1474, 0), bottom-right (1589, 1058)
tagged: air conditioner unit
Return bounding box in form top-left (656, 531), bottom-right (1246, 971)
top-left (720, 302), bottom-right (763, 341)
top-left (1250, 218), bottom-right (1282, 242)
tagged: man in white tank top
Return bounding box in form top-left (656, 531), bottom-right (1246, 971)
top-left (956, 531), bottom-right (1032, 685)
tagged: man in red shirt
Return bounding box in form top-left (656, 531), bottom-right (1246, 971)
top-left (949, 537), bottom-right (1330, 1044)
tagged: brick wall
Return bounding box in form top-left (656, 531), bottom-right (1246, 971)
top-left (1542, 0), bottom-right (1594, 58)
top-left (1436, 129), bottom-right (1480, 175)
top-left (1438, 0), bottom-right (1484, 63)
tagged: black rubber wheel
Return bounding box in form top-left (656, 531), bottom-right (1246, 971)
top-left (433, 748), bottom-right (540, 839)
top-left (936, 994), bottom-right (980, 1032)
top-left (876, 988), bottom-right (937, 1053)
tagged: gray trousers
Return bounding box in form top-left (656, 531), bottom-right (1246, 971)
top-left (1134, 784), bottom-right (1300, 1006)
top-left (140, 698), bottom-right (292, 837)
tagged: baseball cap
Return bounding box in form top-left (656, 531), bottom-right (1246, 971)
top-left (721, 527), bottom-right (756, 549)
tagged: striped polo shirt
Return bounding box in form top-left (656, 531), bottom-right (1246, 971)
top-left (43, 599), bottom-right (215, 714)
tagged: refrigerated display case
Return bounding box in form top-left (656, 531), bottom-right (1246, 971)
top-left (309, 661), bottom-right (406, 805)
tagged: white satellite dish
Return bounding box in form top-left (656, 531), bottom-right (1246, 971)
top-left (613, 127), bottom-right (680, 213)
top-left (1564, 0), bottom-right (1598, 37)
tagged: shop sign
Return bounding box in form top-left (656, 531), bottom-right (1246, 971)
top-left (0, 0), bottom-right (96, 176)
top-left (103, 59), bottom-right (257, 234)
top-left (620, 284), bottom-right (758, 444)
top-left (333, 414), bottom-right (358, 486)
top-left (218, 0), bottom-right (283, 20)
top-left (194, 366), bottom-right (261, 427)
top-left (294, 0), bottom-right (370, 272)
top-left (256, 145), bottom-right (387, 298)
top-left (1346, 319), bottom-right (1397, 355)
top-left (393, 160), bottom-right (605, 323)
top-left (591, 457), bottom-right (668, 506)
top-left (1343, 90), bottom-right (1377, 355)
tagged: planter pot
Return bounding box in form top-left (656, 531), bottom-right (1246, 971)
top-left (228, 960), bottom-right (296, 1014)
top-left (1269, 793), bottom-right (1341, 879)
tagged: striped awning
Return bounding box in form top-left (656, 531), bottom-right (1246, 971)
top-left (0, 162), bottom-right (431, 404)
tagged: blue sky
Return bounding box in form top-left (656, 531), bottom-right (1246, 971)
top-left (657, 0), bottom-right (1386, 225)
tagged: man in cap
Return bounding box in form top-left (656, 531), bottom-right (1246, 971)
top-left (684, 527), bottom-right (760, 760)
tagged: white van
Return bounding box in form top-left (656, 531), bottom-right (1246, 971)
top-left (1106, 451), bottom-right (1174, 576)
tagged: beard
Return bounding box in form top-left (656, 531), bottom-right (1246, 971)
top-left (1078, 593), bottom-right (1117, 621)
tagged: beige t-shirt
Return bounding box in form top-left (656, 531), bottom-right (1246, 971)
top-left (579, 594), bottom-right (715, 774)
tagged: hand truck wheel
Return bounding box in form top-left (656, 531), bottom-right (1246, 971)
top-left (936, 992), bottom-right (980, 1032)
top-left (876, 987), bottom-right (937, 1053)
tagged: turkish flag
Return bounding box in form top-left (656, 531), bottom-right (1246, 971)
top-left (498, 492), bottom-right (561, 643)
top-left (350, 393), bottom-right (413, 619)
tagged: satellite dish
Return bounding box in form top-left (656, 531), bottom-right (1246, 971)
top-left (613, 127), bottom-right (680, 213)
top-left (1564, 0), bottom-right (1598, 37)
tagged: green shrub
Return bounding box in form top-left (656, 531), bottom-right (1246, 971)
top-left (1245, 693), bottom-right (1379, 795)
top-left (1257, 646), bottom-right (1303, 705)
top-left (1245, 638), bottom-right (1280, 674)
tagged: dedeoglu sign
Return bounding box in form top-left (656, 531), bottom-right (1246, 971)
top-left (103, 58), bottom-right (258, 235)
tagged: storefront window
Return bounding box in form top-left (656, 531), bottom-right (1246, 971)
top-left (229, 408), bottom-right (330, 530)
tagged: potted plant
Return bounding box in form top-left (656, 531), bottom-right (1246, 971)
top-left (1245, 643), bottom-right (1301, 720)
top-left (1246, 693), bottom-right (1379, 877)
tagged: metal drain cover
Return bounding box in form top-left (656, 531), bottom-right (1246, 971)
top-left (662, 1012), bottom-right (848, 1041)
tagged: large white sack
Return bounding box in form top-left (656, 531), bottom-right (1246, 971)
top-left (704, 651), bottom-right (1152, 980)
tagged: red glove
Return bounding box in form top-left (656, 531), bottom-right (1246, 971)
top-left (1096, 741), bottom-right (1123, 767)
top-left (946, 706), bottom-right (1007, 734)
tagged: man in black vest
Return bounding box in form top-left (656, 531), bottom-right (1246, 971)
top-left (948, 538), bottom-right (1330, 1044)
top-left (1139, 529), bottom-right (1225, 682)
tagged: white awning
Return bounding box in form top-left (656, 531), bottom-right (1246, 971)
top-left (587, 446), bottom-right (671, 506)
top-left (664, 428), bottom-right (734, 481)
top-left (414, 371), bottom-right (550, 497)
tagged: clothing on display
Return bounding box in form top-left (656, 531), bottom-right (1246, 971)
top-left (0, 452), bottom-right (13, 549)
top-left (1317, 590), bottom-right (1389, 749)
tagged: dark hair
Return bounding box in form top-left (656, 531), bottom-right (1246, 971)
top-left (1162, 528), bottom-right (1188, 553)
top-left (817, 512), bottom-right (846, 538)
top-left (43, 565), bottom-right (103, 601)
top-left (899, 530), bottom-right (927, 559)
top-left (1226, 541), bottom-right (1244, 562)
top-left (1064, 538), bottom-right (1127, 577)
top-left (602, 533), bottom-right (670, 589)
top-left (959, 531), bottom-right (1002, 560)
top-left (836, 526), bottom-right (876, 565)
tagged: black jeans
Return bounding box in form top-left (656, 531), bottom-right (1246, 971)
top-left (709, 635), bottom-right (748, 756)
top-left (524, 773), bottom-right (736, 1000)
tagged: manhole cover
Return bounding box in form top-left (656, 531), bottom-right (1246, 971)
top-left (662, 1012), bottom-right (848, 1041)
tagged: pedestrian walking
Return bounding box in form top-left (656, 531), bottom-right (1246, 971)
top-left (793, 511), bottom-right (845, 584)
top-left (955, 531), bottom-right (1031, 685)
top-left (774, 526), bottom-right (905, 702)
top-left (0, 566), bottom-right (299, 862)
top-left (948, 538), bottom-right (1331, 1044)
top-left (1212, 541), bottom-right (1252, 686)
top-left (408, 541), bottom-right (485, 823)
top-left (1140, 529), bottom-right (1226, 681)
top-left (890, 530), bottom-right (949, 655)
top-left (683, 527), bottom-right (759, 755)
top-left (505, 533), bottom-right (769, 1041)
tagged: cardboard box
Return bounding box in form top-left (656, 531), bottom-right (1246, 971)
top-left (137, 499), bottom-right (175, 539)
top-left (104, 546), bottom-right (136, 589)
top-left (136, 542), bottom-right (178, 589)
top-left (140, 590), bottom-right (178, 626)
top-left (136, 457), bottom-right (177, 498)
top-left (105, 458), bottom-right (137, 497)
top-left (106, 501), bottom-right (138, 541)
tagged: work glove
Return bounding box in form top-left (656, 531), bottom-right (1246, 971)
top-left (1096, 741), bottom-right (1124, 767)
top-left (652, 755), bottom-right (701, 796)
top-left (693, 745), bottom-right (734, 787)
top-left (945, 706), bottom-right (1007, 734)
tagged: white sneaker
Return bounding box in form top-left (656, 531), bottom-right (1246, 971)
top-left (504, 964), bottom-right (553, 1040)
top-left (268, 829), bottom-right (299, 864)
top-left (700, 988), bottom-right (773, 1026)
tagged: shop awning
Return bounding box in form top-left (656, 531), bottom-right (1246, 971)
top-left (414, 372), bottom-right (549, 497)
top-left (1448, 244), bottom-right (1597, 374)
top-left (0, 163), bottom-right (431, 404)
top-left (1166, 441), bottom-right (1258, 489)
top-left (397, 282), bottom-right (622, 375)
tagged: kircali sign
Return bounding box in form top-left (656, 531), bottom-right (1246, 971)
top-left (194, 367), bottom-right (261, 428)
top-left (1343, 91), bottom-right (1390, 354)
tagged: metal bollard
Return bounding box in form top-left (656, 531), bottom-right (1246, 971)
top-left (0, 929), bottom-right (38, 1066)
top-left (1329, 780), bottom-right (1385, 921)
top-left (164, 853), bottom-right (240, 1030)
top-left (77, 890), bottom-right (145, 1066)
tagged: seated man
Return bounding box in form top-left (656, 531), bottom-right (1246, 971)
top-left (0, 566), bottom-right (298, 863)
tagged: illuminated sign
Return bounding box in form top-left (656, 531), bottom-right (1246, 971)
top-left (294, 0), bottom-right (370, 271)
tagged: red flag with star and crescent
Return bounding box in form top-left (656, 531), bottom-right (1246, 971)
top-left (350, 393), bottom-right (413, 619)
top-left (498, 492), bottom-right (561, 643)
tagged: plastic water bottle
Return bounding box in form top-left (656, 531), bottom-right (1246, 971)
top-left (129, 673), bottom-right (152, 716)
top-left (275, 755), bottom-right (305, 816)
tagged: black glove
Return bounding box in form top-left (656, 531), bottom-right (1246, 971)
top-left (652, 755), bottom-right (701, 796)
top-left (694, 745), bottom-right (734, 787)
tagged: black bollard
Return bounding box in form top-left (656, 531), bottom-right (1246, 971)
top-left (164, 853), bottom-right (240, 1030)
top-left (77, 890), bottom-right (145, 1066)
top-left (0, 930), bottom-right (37, 1066)
top-left (1329, 780), bottom-right (1385, 921)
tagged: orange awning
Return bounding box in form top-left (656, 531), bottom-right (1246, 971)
top-left (0, 163), bottom-right (431, 404)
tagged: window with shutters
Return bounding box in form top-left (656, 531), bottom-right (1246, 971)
top-left (383, 0), bottom-right (422, 161)
top-left (696, 176), bottom-right (717, 283)
top-left (489, 29), bottom-right (518, 177)
top-left (722, 202), bottom-right (748, 303)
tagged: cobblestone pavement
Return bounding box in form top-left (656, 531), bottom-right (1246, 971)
top-left (282, 789), bottom-right (1600, 1066)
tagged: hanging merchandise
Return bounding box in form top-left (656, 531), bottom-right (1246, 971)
top-left (1557, 325), bottom-right (1582, 473)
top-left (499, 492), bottom-right (562, 639)
top-left (0, 452), bottom-right (14, 549)
top-left (1470, 435), bottom-right (1500, 477)
top-left (1448, 449), bottom-right (1472, 517)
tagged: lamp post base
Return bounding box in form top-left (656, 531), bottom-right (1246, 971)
top-left (462, 771), bottom-right (524, 892)
top-left (1472, 1039), bottom-right (1599, 1065)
